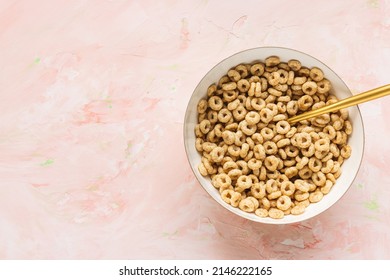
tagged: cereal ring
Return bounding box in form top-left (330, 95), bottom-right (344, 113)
top-left (265, 94), bottom-right (277, 104)
top-left (261, 197), bottom-right (271, 210)
top-left (243, 151), bottom-right (254, 161)
top-left (227, 69), bottom-right (241, 82)
top-left (198, 162), bottom-right (208, 176)
top-left (294, 190), bottom-right (309, 201)
top-left (239, 197), bottom-right (257, 212)
top-left (239, 143), bottom-right (249, 158)
top-left (263, 141), bottom-right (278, 155)
top-left (233, 105), bottom-right (247, 121)
top-left (223, 161), bottom-right (238, 173)
top-left (227, 99), bottom-right (240, 111)
top-left (297, 95), bottom-right (314, 111)
top-left (309, 67), bottom-right (324, 82)
top-left (268, 191), bottom-right (282, 200)
top-left (227, 145), bottom-right (240, 157)
top-left (280, 181), bottom-right (296, 196)
top-left (284, 159), bottom-right (296, 167)
top-left (276, 101), bottom-right (287, 113)
top-left (301, 144), bottom-right (315, 157)
top-left (277, 69), bottom-right (288, 84)
top-left (268, 208), bottom-right (284, 219)
top-left (234, 130), bottom-right (245, 146)
top-left (250, 63), bottom-right (265, 76)
top-left (252, 133), bottom-right (264, 144)
top-left (222, 82), bottom-right (237, 91)
top-left (264, 155), bottom-right (279, 172)
top-left (245, 111), bottom-right (261, 125)
top-left (295, 179), bottom-right (310, 192)
top-left (246, 137), bottom-right (255, 149)
top-left (261, 127), bottom-right (275, 140)
top-left (248, 158), bottom-right (262, 170)
top-left (298, 166), bottom-right (313, 180)
top-left (302, 81), bottom-right (318, 95)
top-left (286, 100), bottom-right (298, 116)
top-left (291, 204), bottom-right (305, 215)
top-left (268, 71), bottom-right (280, 86)
top-left (298, 67), bottom-right (310, 77)
top-left (240, 120), bottom-right (257, 136)
top-left (251, 97), bottom-right (266, 111)
top-left (309, 191), bottom-right (324, 203)
top-left (199, 119), bottom-right (211, 134)
top-left (222, 130), bottom-right (235, 145)
top-left (253, 144), bottom-right (266, 160)
top-left (235, 175), bottom-right (252, 192)
top-left (216, 108), bottom-right (232, 123)
top-left (288, 59), bottom-right (301, 71)
top-left (317, 79), bottom-right (331, 94)
top-left (265, 179), bottom-right (279, 194)
top-left (207, 110), bottom-right (218, 124)
top-left (208, 96), bottom-right (223, 111)
top-left (323, 125), bottom-right (336, 140)
top-left (312, 171), bottom-right (326, 187)
top-left (210, 146), bottom-right (225, 163)
top-left (275, 120), bottom-right (291, 135)
top-left (235, 64), bottom-right (249, 78)
top-left (236, 160), bottom-right (249, 175)
top-left (265, 56), bottom-right (280, 67)
top-left (195, 138), bottom-right (203, 152)
top-left (197, 99), bottom-right (208, 114)
top-left (255, 208), bottom-right (268, 218)
top-left (202, 142), bottom-right (217, 153)
top-left (277, 195), bottom-right (292, 211)
top-left (268, 87), bottom-right (282, 97)
top-left (223, 90), bottom-right (238, 102)
top-left (308, 157), bottom-right (322, 172)
top-left (285, 145), bottom-right (299, 157)
top-left (314, 138), bottom-right (330, 152)
top-left (236, 94), bottom-right (246, 104)
top-left (237, 79), bottom-right (250, 93)
top-left (251, 182), bottom-right (266, 199)
top-left (227, 169), bottom-right (242, 180)
top-left (295, 132), bottom-right (312, 148)
top-left (321, 180), bottom-right (334, 194)
top-left (344, 120), bottom-right (353, 135)
top-left (277, 138), bottom-right (290, 148)
top-left (341, 145), bottom-right (352, 158)
top-left (212, 173), bottom-right (232, 189)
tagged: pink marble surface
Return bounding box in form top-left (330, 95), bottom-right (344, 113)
top-left (1, 0), bottom-right (390, 259)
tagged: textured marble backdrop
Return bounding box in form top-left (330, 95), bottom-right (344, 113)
top-left (0, 0), bottom-right (390, 259)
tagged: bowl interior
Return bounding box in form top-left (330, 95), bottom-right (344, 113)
top-left (184, 47), bottom-right (364, 224)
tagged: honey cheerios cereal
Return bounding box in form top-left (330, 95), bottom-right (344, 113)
top-left (195, 56), bottom-right (352, 219)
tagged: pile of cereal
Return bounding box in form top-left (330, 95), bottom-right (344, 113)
top-left (195, 56), bottom-right (352, 219)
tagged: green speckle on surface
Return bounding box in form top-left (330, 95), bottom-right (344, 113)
top-left (357, 183), bottom-right (364, 189)
top-left (364, 198), bottom-right (379, 211)
top-left (40, 159), bottom-right (54, 166)
top-left (162, 230), bottom-right (178, 237)
top-left (34, 57), bottom-right (41, 64)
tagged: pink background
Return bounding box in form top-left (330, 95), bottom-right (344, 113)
top-left (1, 0), bottom-right (390, 259)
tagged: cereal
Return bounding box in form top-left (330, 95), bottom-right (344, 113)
top-left (194, 56), bottom-right (352, 219)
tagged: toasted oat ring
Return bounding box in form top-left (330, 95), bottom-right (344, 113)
top-left (199, 119), bottom-right (211, 134)
top-left (264, 155), bottom-right (279, 172)
top-left (263, 141), bottom-right (278, 155)
top-left (245, 111), bottom-right (261, 125)
top-left (275, 120), bottom-right (290, 135)
top-left (217, 108), bottom-right (232, 123)
top-left (250, 63), bottom-right (265, 76)
top-left (240, 120), bottom-right (257, 136)
top-left (317, 79), bottom-right (331, 94)
top-left (233, 105), bottom-right (247, 121)
top-left (277, 195), bottom-right (292, 211)
top-left (227, 69), bottom-right (241, 82)
top-left (302, 81), bottom-right (318, 95)
top-left (237, 79), bottom-right (250, 93)
top-left (210, 147), bottom-right (225, 163)
top-left (297, 95), bottom-right (314, 111)
top-left (310, 67), bottom-right (324, 82)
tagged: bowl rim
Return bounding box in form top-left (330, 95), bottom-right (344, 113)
top-left (183, 46), bottom-right (365, 224)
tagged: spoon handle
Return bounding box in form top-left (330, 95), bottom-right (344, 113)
top-left (287, 84), bottom-right (390, 124)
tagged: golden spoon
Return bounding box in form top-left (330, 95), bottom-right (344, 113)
top-left (287, 84), bottom-right (390, 124)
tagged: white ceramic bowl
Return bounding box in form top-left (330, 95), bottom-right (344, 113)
top-left (184, 47), bottom-right (364, 224)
